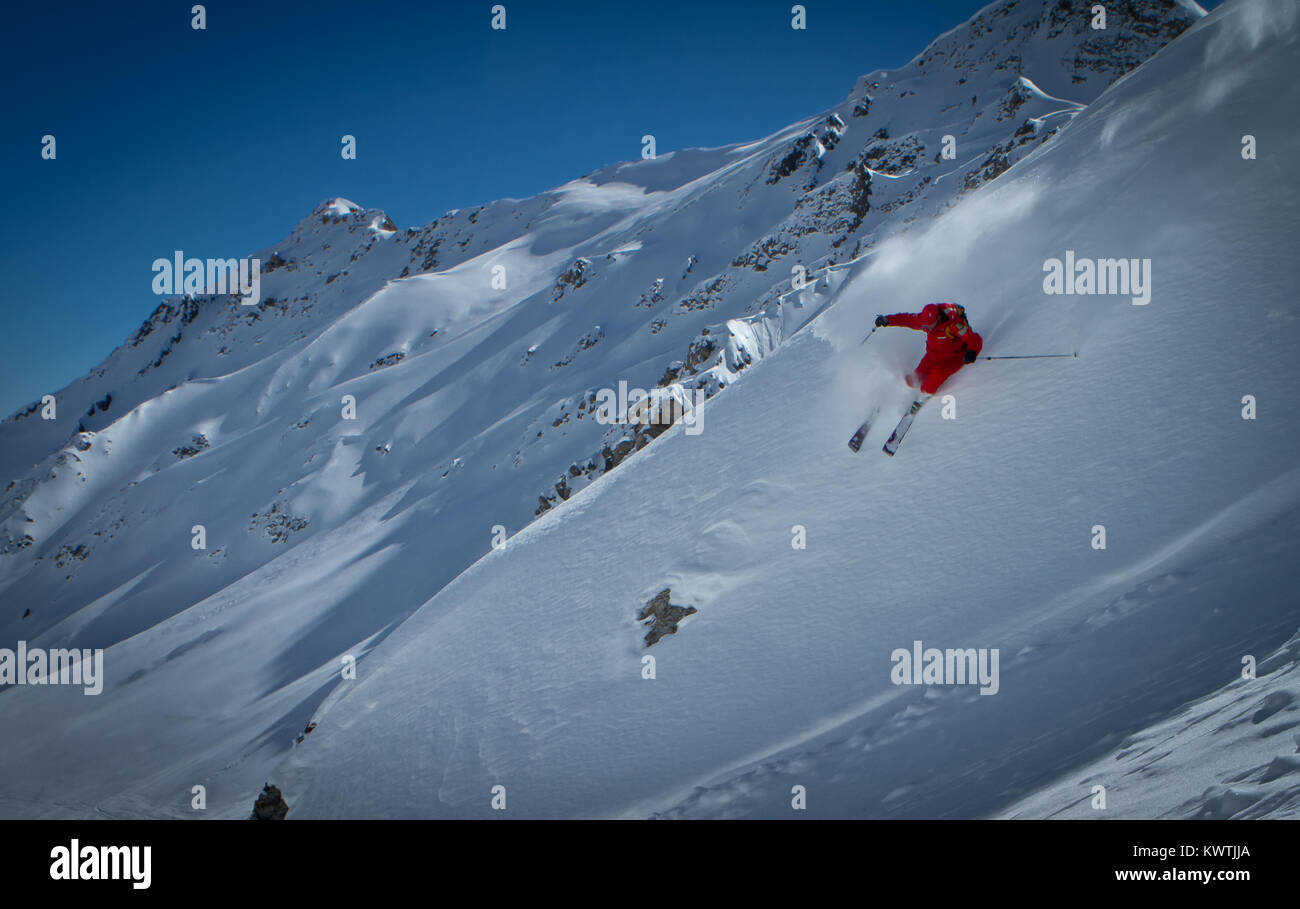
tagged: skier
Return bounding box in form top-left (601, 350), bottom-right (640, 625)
top-left (874, 302), bottom-right (983, 394)
top-left (847, 302), bottom-right (984, 454)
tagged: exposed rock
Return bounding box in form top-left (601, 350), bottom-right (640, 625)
top-left (766, 115), bottom-right (844, 188)
top-left (249, 501), bottom-right (309, 543)
top-left (551, 326), bottom-right (604, 369)
top-left (172, 434), bottom-right (210, 459)
top-left (768, 134), bottom-right (818, 185)
top-left (639, 588), bottom-right (697, 647)
top-left (369, 352), bottom-right (406, 370)
top-left (678, 275), bottom-right (728, 313)
top-left (1, 534), bottom-right (35, 555)
top-left (251, 783), bottom-right (289, 820)
top-left (635, 278), bottom-right (666, 308)
top-left (862, 135), bottom-right (923, 176)
top-left (261, 251), bottom-right (290, 273)
top-left (683, 334), bottom-right (718, 373)
top-left (55, 543), bottom-right (90, 568)
top-left (553, 257), bottom-right (593, 301)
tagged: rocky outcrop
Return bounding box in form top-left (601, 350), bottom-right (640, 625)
top-left (249, 501), bottom-right (309, 543)
top-left (553, 257), bottom-right (593, 301)
top-left (172, 434), bottom-right (210, 459)
top-left (251, 783), bottom-right (289, 820)
top-left (639, 589), bottom-right (697, 647)
top-left (369, 352), bottom-right (406, 371)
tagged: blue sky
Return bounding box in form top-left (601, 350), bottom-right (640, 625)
top-left (0, 0), bottom-right (1215, 417)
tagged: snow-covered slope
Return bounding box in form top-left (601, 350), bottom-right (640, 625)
top-left (275, 0), bottom-right (1299, 819)
top-left (1000, 627), bottom-right (1300, 819)
top-left (7, 0), bottom-right (1296, 820)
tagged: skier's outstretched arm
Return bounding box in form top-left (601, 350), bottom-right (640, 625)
top-left (875, 303), bottom-right (936, 330)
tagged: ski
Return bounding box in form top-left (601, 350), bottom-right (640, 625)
top-left (847, 405), bottom-right (881, 453)
top-left (883, 395), bottom-right (930, 456)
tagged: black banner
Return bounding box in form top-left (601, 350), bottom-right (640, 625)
top-left (1, 820), bottom-right (1283, 895)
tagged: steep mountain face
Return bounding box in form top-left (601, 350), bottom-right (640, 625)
top-left (0, 0), bottom-right (1228, 819)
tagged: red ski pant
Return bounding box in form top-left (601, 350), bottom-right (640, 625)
top-left (906, 352), bottom-right (965, 394)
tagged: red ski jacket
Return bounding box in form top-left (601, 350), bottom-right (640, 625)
top-left (885, 303), bottom-right (983, 361)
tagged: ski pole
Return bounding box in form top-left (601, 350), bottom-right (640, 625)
top-left (859, 325), bottom-right (878, 346)
top-left (978, 352), bottom-right (1077, 361)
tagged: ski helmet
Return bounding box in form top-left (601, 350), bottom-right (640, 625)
top-left (936, 302), bottom-right (969, 337)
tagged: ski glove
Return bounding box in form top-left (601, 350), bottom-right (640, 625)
top-left (874, 315), bottom-right (889, 327)
top-left (963, 348), bottom-right (978, 364)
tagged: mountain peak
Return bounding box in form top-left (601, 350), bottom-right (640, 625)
top-left (847, 0), bottom-right (1205, 107)
top-left (316, 197), bottom-right (362, 219)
